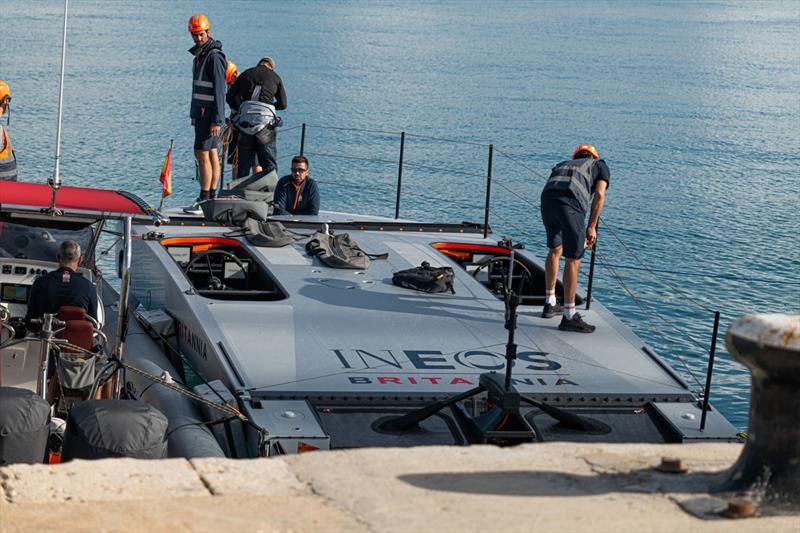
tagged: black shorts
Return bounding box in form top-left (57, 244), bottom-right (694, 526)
top-left (194, 116), bottom-right (221, 151)
top-left (540, 192), bottom-right (586, 260)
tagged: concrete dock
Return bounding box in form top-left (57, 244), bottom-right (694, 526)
top-left (2, 442), bottom-right (798, 532)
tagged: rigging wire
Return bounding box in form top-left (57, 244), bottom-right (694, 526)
top-left (594, 253), bottom-right (707, 390)
top-left (302, 123), bottom-right (401, 136)
top-left (305, 149), bottom-right (487, 180)
top-left (493, 147), bottom-right (551, 180)
top-left (594, 262), bottom-right (797, 287)
top-left (304, 150), bottom-right (400, 167)
top-left (312, 177), bottom-right (483, 213)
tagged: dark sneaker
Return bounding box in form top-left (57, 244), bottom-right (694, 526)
top-left (541, 302), bottom-right (563, 318)
top-left (183, 198), bottom-right (204, 215)
top-left (558, 313), bottom-right (596, 333)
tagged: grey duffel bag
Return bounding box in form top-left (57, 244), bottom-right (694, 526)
top-left (219, 169), bottom-right (277, 205)
top-left (305, 231), bottom-right (388, 269)
top-left (227, 169), bottom-right (278, 192)
top-left (201, 197), bottom-right (269, 226)
top-left (242, 218), bottom-right (302, 248)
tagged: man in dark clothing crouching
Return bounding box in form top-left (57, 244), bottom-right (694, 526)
top-left (273, 155), bottom-right (320, 216)
top-left (227, 56), bottom-right (287, 178)
top-left (540, 144), bottom-right (609, 333)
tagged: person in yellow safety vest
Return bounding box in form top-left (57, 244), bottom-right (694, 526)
top-left (0, 80), bottom-right (17, 182)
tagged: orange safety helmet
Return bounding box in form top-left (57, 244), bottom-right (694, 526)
top-left (187, 13), bottom-right (210, 33)
top-left (572, 144), bottom-right (599, 160)
top-left (0, 80), bottom-right (10, 103)
top-left (225, 61), bottom-right (238, 85)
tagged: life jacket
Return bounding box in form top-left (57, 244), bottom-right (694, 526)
top-left (542, 158), bottom-right (597, 213)
top-left (190, 41), bottom-right (224, 118)
top-left (0, 126), bottom-right (18, 181)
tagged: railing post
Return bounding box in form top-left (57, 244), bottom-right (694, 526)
top-left (700, 310), bottom-right (721, 431)
top-left (299, 123), bottom-right (306, 156)
top-left (395, 131), bottom-right (405, 219)
top-left (483, 144), bottom-right (493, 239)
top-left (585, 238), bottom-right (597, 310)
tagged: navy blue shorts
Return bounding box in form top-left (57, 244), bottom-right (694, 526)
top-left (194, 116), bottom-right (221, 151)
top-left (540, 192), bottom-right (586, 260)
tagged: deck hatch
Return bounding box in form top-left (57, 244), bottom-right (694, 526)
top-left (161, 236), bottom-right (288, 301)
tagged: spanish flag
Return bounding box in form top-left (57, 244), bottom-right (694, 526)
top-left (159, 140), bottom-right (173, 198)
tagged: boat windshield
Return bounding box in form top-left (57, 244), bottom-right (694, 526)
top-left (0, 219), bottom-right (93, 262)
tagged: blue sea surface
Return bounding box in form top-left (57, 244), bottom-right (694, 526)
top-left (2, 1), bottom-right (799, 430)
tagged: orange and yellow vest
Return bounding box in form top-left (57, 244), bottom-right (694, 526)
top-left (0, 126), bottom-right (17, 181)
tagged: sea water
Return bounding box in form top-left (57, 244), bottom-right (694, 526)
top-left (2, 0), bottom-right (799, 430)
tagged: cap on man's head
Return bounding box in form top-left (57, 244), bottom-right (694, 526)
top-left (259, 56), bottom-right (276, 69)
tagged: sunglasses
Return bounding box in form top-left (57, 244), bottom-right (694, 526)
top-left (291, 167), bottom-right (307, 173)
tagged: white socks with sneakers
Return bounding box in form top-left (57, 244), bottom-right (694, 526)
top-left (563, 302), bottom-right (576, 320)
top-left (545, 290), bottom-right (556, 306)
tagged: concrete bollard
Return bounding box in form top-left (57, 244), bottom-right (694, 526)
top-left (719, 313), bottom-right (799, 509)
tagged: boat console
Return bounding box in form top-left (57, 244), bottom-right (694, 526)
top-left (0, 257), bottom-right (104, 390)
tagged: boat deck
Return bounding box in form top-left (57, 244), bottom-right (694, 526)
top-left (138, 210), bottom-right (693, 405)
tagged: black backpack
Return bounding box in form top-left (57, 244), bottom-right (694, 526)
top-left (392, 262), bottom-right (455, 294)
top-left (305, 231), bottom-right (388, 269)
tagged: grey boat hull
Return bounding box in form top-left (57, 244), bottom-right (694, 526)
top-left (126, 211), bottom-right (738, 454)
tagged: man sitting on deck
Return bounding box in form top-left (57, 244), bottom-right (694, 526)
top-left (273, 155), bottom-right (320, 216)
top-left (26, 240), bottom-right (97, 325)
top-left (539, 144), bottom-right (609, 333)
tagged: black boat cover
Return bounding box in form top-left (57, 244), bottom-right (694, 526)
top-left (62, 400), bottom-right (168, 460)
top-left (0, 386), bottom-right (50, 465)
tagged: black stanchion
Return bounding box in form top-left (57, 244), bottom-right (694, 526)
top-left (483, 144), bottom-right (493, 239)
top-left (585, 239), bottom-right (597, 310)
top-left (700, 310), bottom-right (721, 431)
top-left (299, 123), bottom-right (306, 156)
top-left (395, 131), bottom-right (405, 219)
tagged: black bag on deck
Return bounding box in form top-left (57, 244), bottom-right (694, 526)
top-left (201, 196), bottom-right (269, 226)
top-left (223, 169), bottom-right (278, 203)
top-left (392, 261), bottom-right (456, 294)
top-left (305, 231), bottom-right (388, 270)
top-left (242, 218), bottom-right (302, 248)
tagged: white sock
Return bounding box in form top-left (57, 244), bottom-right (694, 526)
top-left (563, 302), bottom-right (576, 319)
top-left (545, 290), bottom-right (556, 306)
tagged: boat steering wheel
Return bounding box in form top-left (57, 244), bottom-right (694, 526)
top-left (471, 255), bottom-right (533, 296)
top-left (183, 249), bottom-right (249, 291)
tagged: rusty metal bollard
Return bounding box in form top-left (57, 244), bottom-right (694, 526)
top-left (719, 313), bottom-right (799, 508)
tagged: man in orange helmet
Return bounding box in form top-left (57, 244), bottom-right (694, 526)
top-left (539, 144), bottom-right (609, 333)
top-left (224, 61), bottom-right (241, 178)
top-left (225, 61), bottom-right (239, 87)
top-left (0, 80), bottom-right (17, 181)
top-left (185, 13), bottom-right (227, 214)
